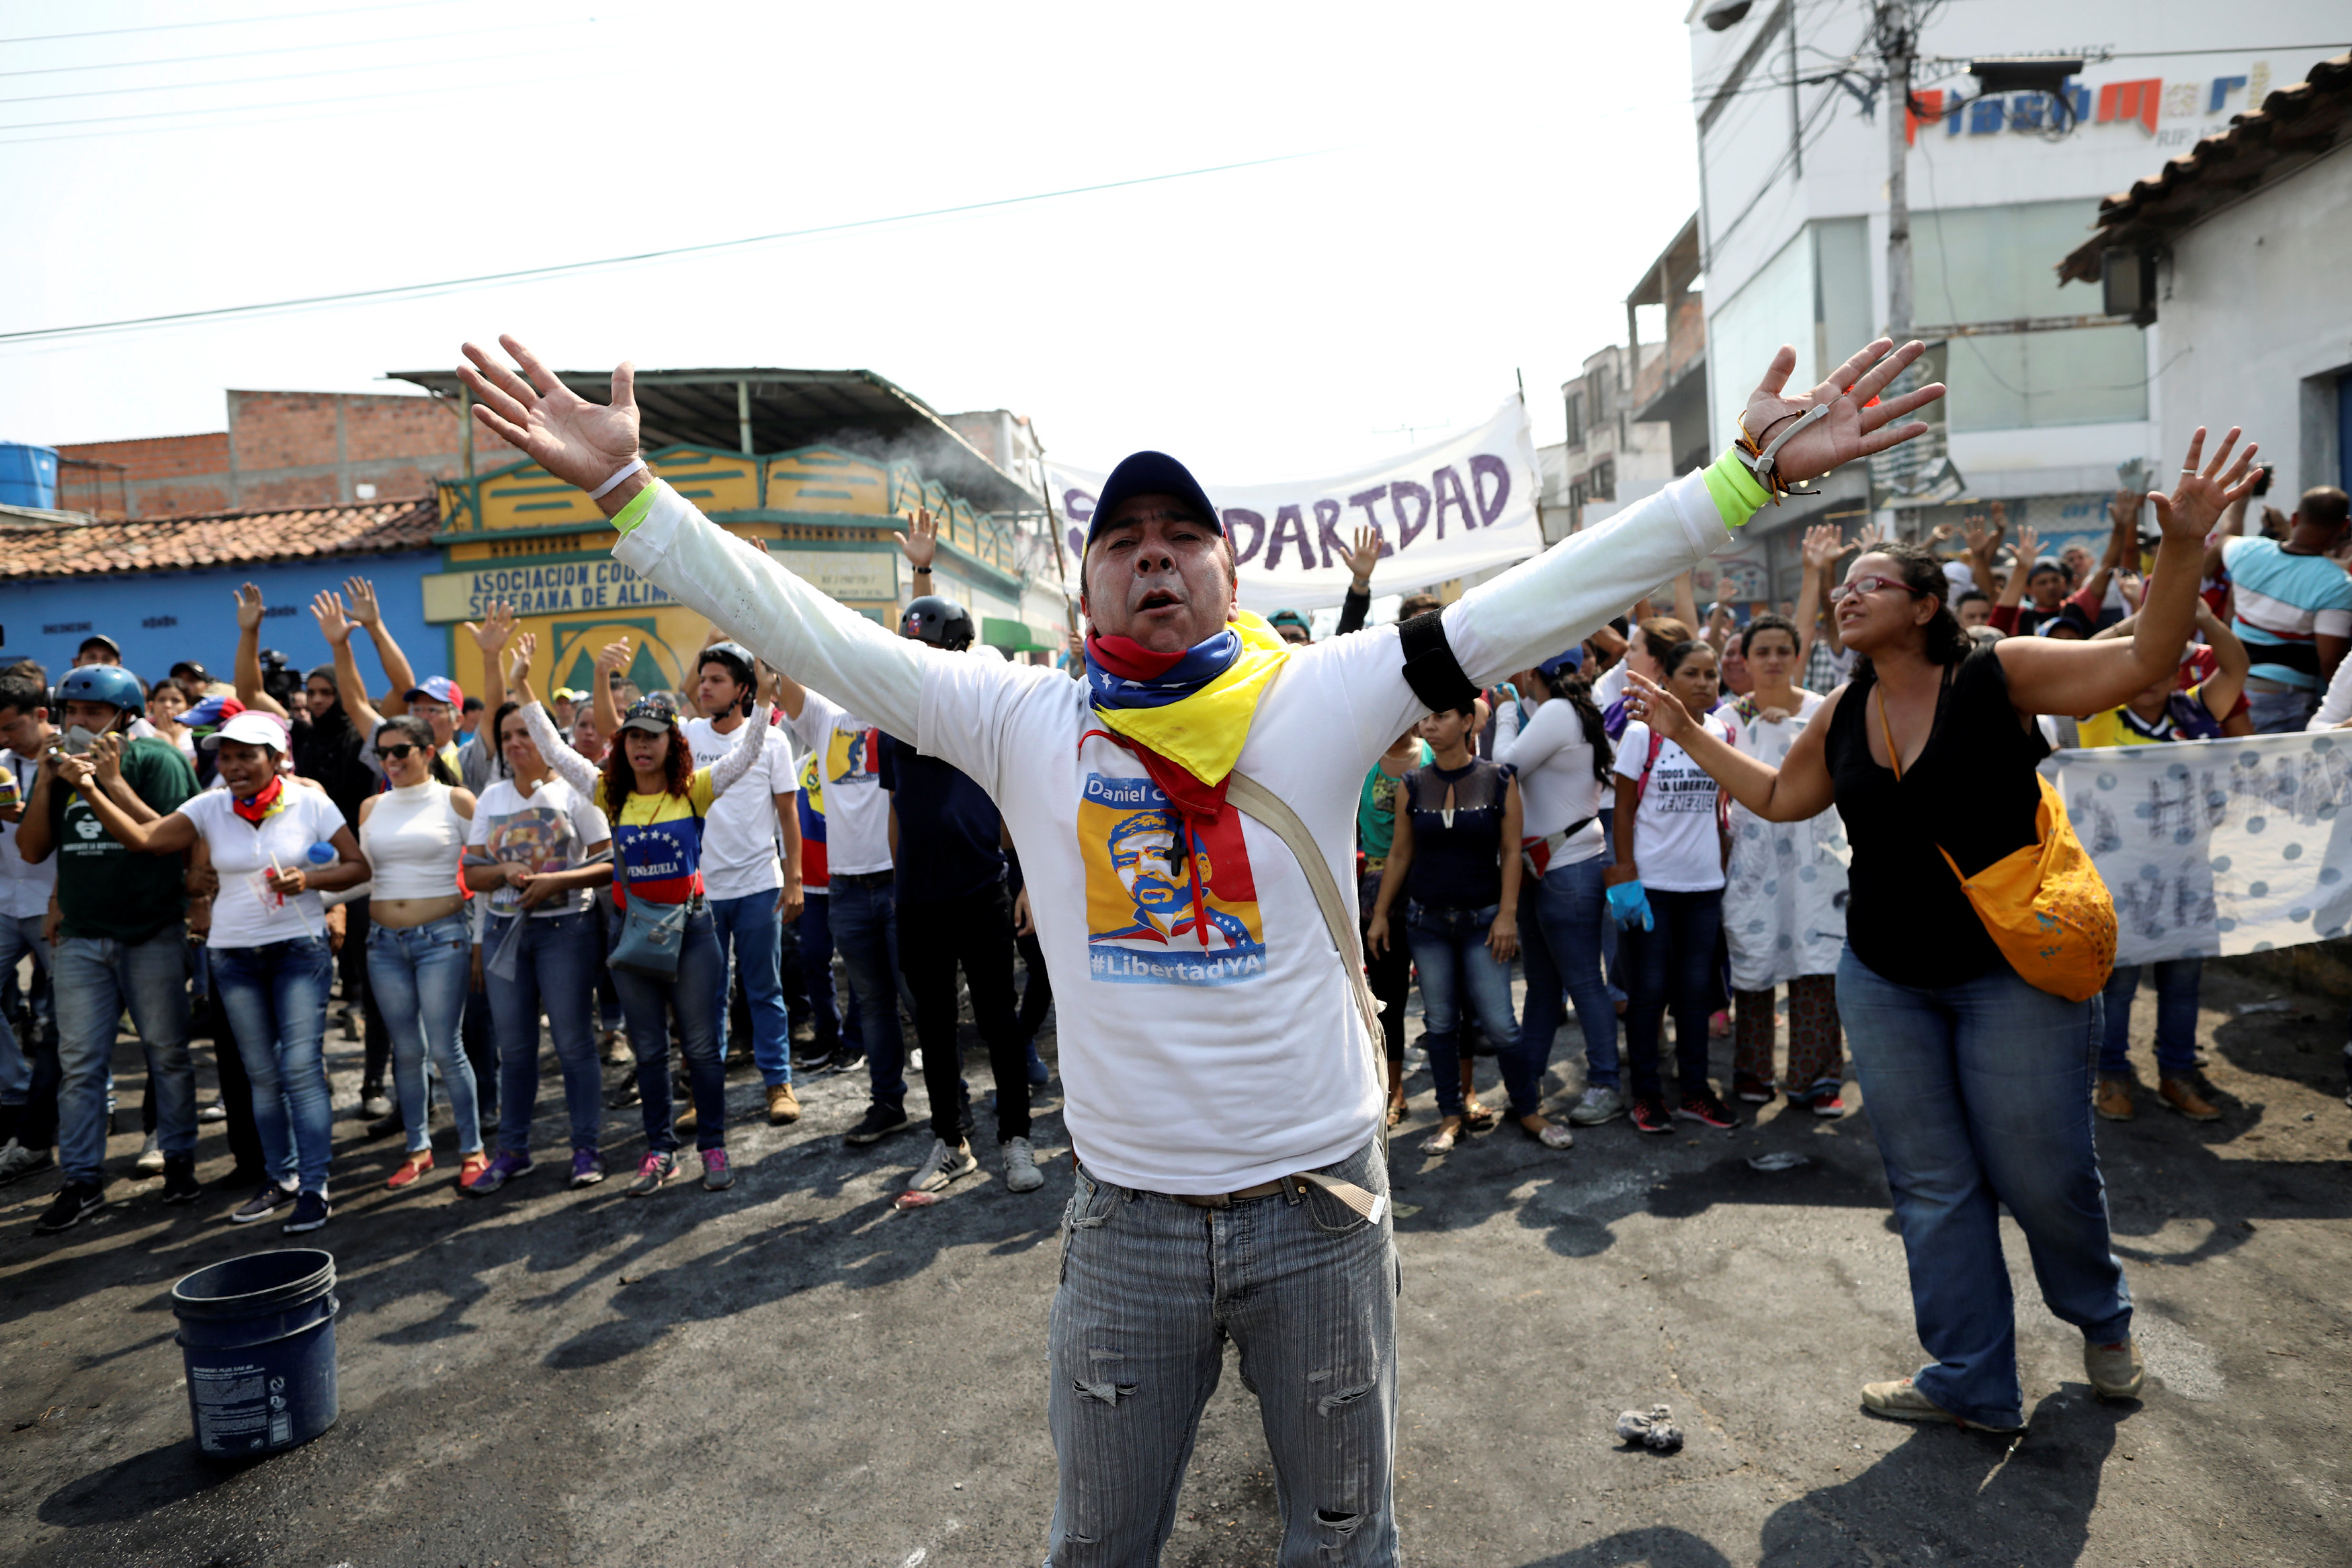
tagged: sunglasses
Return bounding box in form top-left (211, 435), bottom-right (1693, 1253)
top-left (374, 743), bottom-right (421, 761)
top-left (1829, 574), bottom-right (1921, 605)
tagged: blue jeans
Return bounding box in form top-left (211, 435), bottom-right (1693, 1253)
top-left (2099, 959), bottom-right (2201, 1078)
top-left (710, 891), bottom-right (791, 1086)
top-left (1048, 1140), bottom-right (1399, 1565)
top-left (212, 937), bottom-right (336, 1196)
top-left (52, 929), bottom-right (197, 1188)
top-left (829, 875), bottom-right (906, 1112)
top-left (1619, 887), bottom-right (1723, 1101)
top-left (612, 904), bottom-right (726, 1154)
top-left (1837, 947), bottom-right (2133, 1430)
top-left (366, 912), bottom-right (482, 1157)
top-left (1403, 901), bottom-right (1519, 1120)
top-left (2246, 687), bottom-right (2318, 734)
top-left (0, 912), bottom-right (50, 1104)
top-left (485, 910), bottom-right (603, 1157)
top-left (1511, 857), bottom-right (1618, 1113)
top-left (797, 893), bottom-right (842, 1049)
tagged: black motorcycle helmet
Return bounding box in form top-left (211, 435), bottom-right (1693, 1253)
top-left (900, 595), bottom-right (975, 652)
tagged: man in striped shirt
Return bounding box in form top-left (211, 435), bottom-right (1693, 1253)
top-left (2207, 486), bottom-right (2351, 732)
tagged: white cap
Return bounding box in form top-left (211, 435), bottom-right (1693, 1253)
top-left (201, 710), bottom-right (291, 752)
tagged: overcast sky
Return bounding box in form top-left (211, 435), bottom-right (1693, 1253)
top-left (0, 0), bottom-right (1701, 481)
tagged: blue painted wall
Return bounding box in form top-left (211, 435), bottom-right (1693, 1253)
top-left (0, 552), bottom-right (439, 689)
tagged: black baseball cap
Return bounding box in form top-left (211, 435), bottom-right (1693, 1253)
top-left (618, 694), bottom-right (681, 735)
top-left (1086, 451), bottom-right (1222, 544)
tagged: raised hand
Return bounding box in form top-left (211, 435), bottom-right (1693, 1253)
top-left (234, 582), bottom-right (265, 631)
top-left (466, 600), bottom-right (517, 652)
top-left (1928, 521), bottom-right (1959, 545)
top-left (1621, 668), bottom-right (1695, 745)
top-left (2013, 523), bottom-right (2041, 564)
top-left (310, 589), bottom-right (353, 647)
top-left (507, 631), bottom-right (538, 691)
top-left (87, 731), bottom-right (124, 791)
top-left (894, 507), bottom-right (939, 573)
top-left (341, 576), bottom-right (383, 628)
top-left (1800, 521), bottom-right (1846, 572)
top-left (1742, 338), bottom-right (1945, 485)
top-left (457, 335), bottom-right (642, 494)
top-left (1346, 524), bottom-right (1382, 587)
top-left (594, 638), bottom-right (631, 678)
top-left (2152, 427), bottom-right (2261, 543)
top-left (2108, 488), bottom-right (2146, 535)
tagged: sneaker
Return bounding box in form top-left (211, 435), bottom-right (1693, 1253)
top-left (1732, 1078), bottom-right (1775, 1106)
top-left (2156, 1077), bottom-right (2221, 1121)
top-left (702, 1147), bottom-right (734, 1191)
top-left (1566, 1085), bottom-right (1625, 1126)
top-left (567, 1149), bottom-right (603, 1188)
top-left (603, 1030), bottom-right (632, 1066)
top-left (1519, 1117), bottom-right (1575, 1149)
top-left (1676, 1090), bottom-right (1737, 1130)
top-left (0, 1138), bottom-right (54, 1185)
top-left (1810, 1088), bottom-right (1849, 1118)
top-left (462, 1149), bottom-right (533, 1196)
top-left (358, 1092), bottom-right (392, 1121)
top-left (1004, 1135), bottom-right (1044, 1192)
top-left (230, 1182), bottom-right (296, 1223)
top-left (161, 1156), bottom-right (202, 1205)
top-left (2094, 1074), bottom-right (2135, 1122)
top-left (766, 1084), bottom-right (802, 1125)
top-left (1861, 1377), bottom-right (2022, 1434)
top-left (625, 1151), bottom-right (677, 1196)
top-left (2085, 1338), bottom-right (2146, 1399)
top-left (1630, 1095), bottom-right (1674, 1135)
top-left (843, 1103), bottom-right (913, 1146)
top-left (198, 1100), bottom-right (228, 1123)
top-left (282, 1191), bottom-right (331, 1233)
top-left (603, 1075), bottom-right (642, 1110)
top-left (134, 1133), bottom-right (165, 1175)
top-left (34, 1182), bottom-right (105, 1234)
top-left (906, 1137), bottom-right (978, 1194)
top-left (1025, 1043), bottom-right (1050, 1086)
top-left (386, 1151), bottom-right (434, 1190)
top-left (826, 1045), bottom-right (867, 1076)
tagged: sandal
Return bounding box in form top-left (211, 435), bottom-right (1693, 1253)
top-left (1462, 1101), bottom-right (1498, 1131)
top-left (1385, 1100), bottom-right (1406, 1128)
top-left (1517, 1117), bottom-right (1574, 1150)
top-left (1421, 1124), bottom-right (1458, 1154)
top-left (458, 1151), bottom-right (492, 1188)
top-left (385, 1151), bottom-right (434, 1190)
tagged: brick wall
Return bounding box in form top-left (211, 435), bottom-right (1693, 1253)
top-left (56, 391), bottom-right (525, 519)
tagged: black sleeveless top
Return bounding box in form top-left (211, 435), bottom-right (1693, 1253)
top-left (1825, 646), bottom-right (2046, 988)
top-left (1404, 759), bottom-right (1509, 910)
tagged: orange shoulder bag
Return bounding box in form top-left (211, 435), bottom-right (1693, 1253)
top-left (1879, 687), bottom-right (2115, 1002)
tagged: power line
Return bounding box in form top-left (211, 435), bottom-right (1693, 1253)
top-left (0, 149), bottom-right (1335, 344)
top-left (0, 0), bottom-right (460, 47)
top-left (0, 15), bottom-right (579, 81)
top-left (0, 25), bottom-right (589, 108)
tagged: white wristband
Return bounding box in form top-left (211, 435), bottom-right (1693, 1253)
top-left (587, 457), bottom-right (647, 501)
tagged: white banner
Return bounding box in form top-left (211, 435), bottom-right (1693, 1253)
top-left (1042, 398), bottom-right (1544, 614)
top-left (2045, 731), bottom-right (2352, 965)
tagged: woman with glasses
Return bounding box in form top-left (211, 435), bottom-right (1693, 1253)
top-left (357, 714), bottom-right (484, 1191)
top-left (460, 691), bottom-right (614, 1196)
top-left (512, 635), bottom-right (775, 1196)
top-left (1624, 429), bottom-right (2261, 1434)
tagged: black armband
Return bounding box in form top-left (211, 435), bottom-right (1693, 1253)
top-left (1396, 611), bottom-right (1479, 712)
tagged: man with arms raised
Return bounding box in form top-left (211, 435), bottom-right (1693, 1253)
top-left (458, 331), bottom-right (1939, 1565)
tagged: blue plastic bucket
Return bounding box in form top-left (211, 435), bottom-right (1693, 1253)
top-left (171, 1248), bottom-right (339, 1459)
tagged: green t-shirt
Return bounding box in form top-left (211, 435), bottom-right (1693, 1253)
top-left (1356, 741), bottom-right (1433, 863)
top-left (50, 737), bottom-right (198, 944)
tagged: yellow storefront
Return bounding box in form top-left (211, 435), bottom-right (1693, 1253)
top-left (394, 367), bottom-right (1056, 695)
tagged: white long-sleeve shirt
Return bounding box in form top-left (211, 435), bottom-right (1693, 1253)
top-left (1493, 695), bottom-right (1609, 866)
top-left (611, 469), bottom-right (1739, 1191)
top-left (2307, 654), bottom-right (2352, 731)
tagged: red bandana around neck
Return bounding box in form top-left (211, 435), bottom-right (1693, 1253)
top-left (230, 775), bottom-right (284, 826)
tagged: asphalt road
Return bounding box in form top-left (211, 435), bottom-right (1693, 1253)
top-left (1, 958), bottom-right (2347, 1567)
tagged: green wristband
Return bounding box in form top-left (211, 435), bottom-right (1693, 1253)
top-left (1702, 447), bottom-right (1771, 529)
top-left (610, 482), bottom-right (657, 537)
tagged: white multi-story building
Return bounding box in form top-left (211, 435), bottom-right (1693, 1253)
top-left (1687, 1), bottom-right (2344, 597)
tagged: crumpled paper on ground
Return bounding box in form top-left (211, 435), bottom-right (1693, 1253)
top-left (1616, 1403), bottom-right (1683, 1452)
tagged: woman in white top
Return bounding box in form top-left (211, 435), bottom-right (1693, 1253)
top-left (71, 711), bottom-right (369, 1235)
top-left (358, 713), bottom-right (482, 1191)
top-left (146, 679), bottom-right (196, 763)
top-left (1607, 640), bottom-right (1736, 1137)
top-left (459, 695), bottom-right (614, 1197)
top-left (1720, 613), bottom-right (1851, 1115)
top-left (1495, 646), bottom-right (1623, 1128)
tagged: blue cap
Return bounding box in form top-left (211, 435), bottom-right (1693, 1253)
top-left (1086, 451), bottom-right (1222, 543)
top-left (1537, 646), bottom-right (1585, 678)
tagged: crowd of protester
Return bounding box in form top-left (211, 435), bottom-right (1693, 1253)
top-left (2, 458), bottom-right (2348, 1247)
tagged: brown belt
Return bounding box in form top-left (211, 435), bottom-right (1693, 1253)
top-left (1173, 1169), bottom-right (1388, 1223)
top-left (1177, 1176), bottom-right (1294, 1209)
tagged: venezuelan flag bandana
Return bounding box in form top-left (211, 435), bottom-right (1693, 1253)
top-left (230, 774), bottom-right (286, 826)
top-left (1084, 609), bottom-right (1290, 821)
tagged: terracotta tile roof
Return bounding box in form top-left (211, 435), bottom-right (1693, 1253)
top-left (0, 494), bottom-right (437, 580)
top-left (2058, 52), bottom-right (2352, 284)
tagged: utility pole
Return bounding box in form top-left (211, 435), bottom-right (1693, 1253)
top-left (1876, 1), bottom-right (1914, 338)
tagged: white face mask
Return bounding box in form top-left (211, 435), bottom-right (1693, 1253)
top-left (56, 725), bottom-right (103, 756)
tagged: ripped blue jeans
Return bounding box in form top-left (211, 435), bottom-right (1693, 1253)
top-left (1046, 1139), bottom-right (1398, 1567)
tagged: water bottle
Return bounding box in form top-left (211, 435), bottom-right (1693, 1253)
top-left (305, 842), bottom-right (336, 867)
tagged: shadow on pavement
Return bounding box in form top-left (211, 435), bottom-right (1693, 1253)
top-left (36, 1438), bottom-right (225, 1528)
